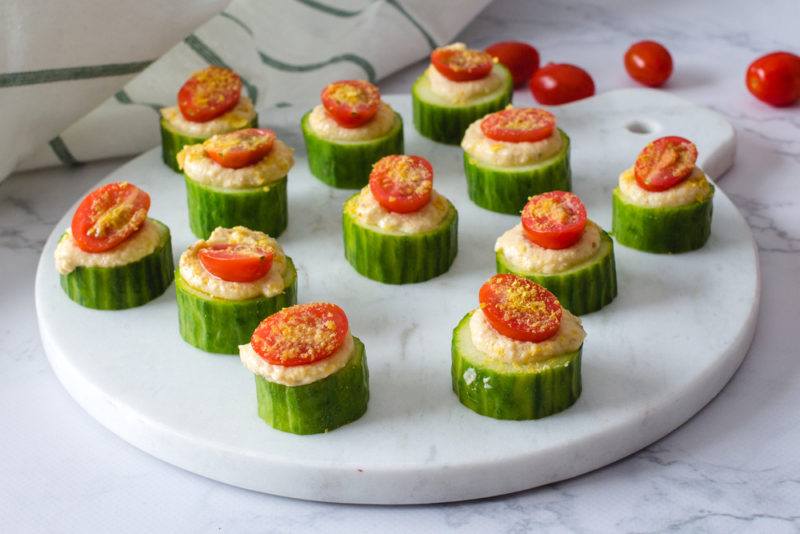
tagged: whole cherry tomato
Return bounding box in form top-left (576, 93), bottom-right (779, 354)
top-left (624, 41), bottom-right (673, 87)
top-left (485, 41), bottom-right (540, 87)
top-left (529, 63), bottom-right (595, 105)
top-left (746, 51), bottom-right (800, 107)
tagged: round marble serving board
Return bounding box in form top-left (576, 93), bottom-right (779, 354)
top-left (35, 89), bottom-right (757, 504)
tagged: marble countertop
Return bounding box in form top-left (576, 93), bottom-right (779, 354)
top-left (2, 0), bottom-right (798, 531)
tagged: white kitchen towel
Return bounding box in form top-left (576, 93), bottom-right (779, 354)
top-left (1, 0), bottom-right (491, 180)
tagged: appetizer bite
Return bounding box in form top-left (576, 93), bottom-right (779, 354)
top-left (612, 136), bottom-right (714, 253)
top-left (239, 302), bottom-right (369, 435)
top-left (462, 107), bottom-right (571, 214)
top-left (451, 274), bottom-right (585, 420)
top-left (160, 66), bottom-right (258, 172)
top-left (176, 226), bottom-right (297, 354)
top-left (301, 80), bottom-right (404, 189)
top-left (342, 155), bottom-right (458, 284)
top-left (54, 182), bottom-right (174, 309)
top-left (412, 43), bottom-right (513, 145)
top-left (178, 128), bottom-right (294, 239)
top-left (496, 192), bottom-right (616, 315)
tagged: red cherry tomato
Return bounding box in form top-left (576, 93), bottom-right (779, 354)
top-left (485, 41), bottom-right (540, 87)
top-left (251, 303), bottom-right (349, 366)
top-left (529, 63), bottom-right (595, 105)
top-left (634, 136), bottom-right (698, 192)
top-left (431, 46), bottom-right (494, 82)
top-left (479, 274), bottom-right (562, 343)
top-left (198, 243), bottom-right (274, 283)
top-left (521, 191), bottom-right (587, 250)
top-left (71, 182), bottom-right (150, 253)
top-left (624, 41), bottom-right (673, 88)
top-left (178, 66), bottom-right (242, 122)
top-left (480, 108), bottom-right (556, 143)
top-left (204, 128), bottom-right (276, 169)
top-left (321, 80), bottom-right (381, 128)
top-left (746, 51), bottom-right (800, 107)
top-left (369, 155), bottom-right (433, 213)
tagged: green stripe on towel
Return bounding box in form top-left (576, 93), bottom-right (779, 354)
top-left (258, 51), bottom-right (377, 83)
top-left (0, 60), bottom-right (153, 88)
top-left (294, 0), bottom-right (365, 17)
top-left (387, 0), bottom-right (437, 50)
top-left (49, 136), bottom-right (81, 166)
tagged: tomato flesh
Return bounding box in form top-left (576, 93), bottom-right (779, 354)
top-left (746, 51), bottom-right (800, 107)
top-left (624, 41), bottom-right (673, 88)
top-left (251, 303), bottom-right (349, 366)
top-left (634, 136), bottom-right (698, 192)
top-left (479, 274), bottom-right (562, 343)
top-left (71, 182), bottom-right (150, 253)
top-left (369, 155), bottom-right (433, 213)
top-left (198, 243), bottom-right (274, 283)
top-left (204, 128), bottom-right (276, 169)
top-left (431, 46), bottom-right (493, 82)
top-left (178, 66), bottom-right (242, 122)
top-left (485, 41), bottom-right (540, 87)
top-left (321, 80), bottom-right (381, 128)
top-left (521, 191), bottom-right (587, 249)
top-left (480, 107), bottom-right (556, 143)
top-left (529, 63), bottom-right (595, 105)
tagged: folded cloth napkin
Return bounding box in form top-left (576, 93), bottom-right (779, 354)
top-left (0, 0), bottom-right (491, 180)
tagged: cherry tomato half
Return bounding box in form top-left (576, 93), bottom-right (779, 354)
top-left (624, 41), bottom-right (673, 88)
top-left (746, 51), bottom-right (800, 107)
top-left (521, 191), bottom-right (587, 249)
top-left (369, 155), bottom-right (433, 213)
top-left (178, 66), bottom-right (242, 122)
top-left (198, 243), bottom-right (274, 283)
top-left (480, 107), bottom-right (556, 143)
top-left (204, 128), bottom-right (276, 169)
top-left (431, 46), bottom-right (494, 82)
top-left (71, 182), bottom-right (150, 253)
top-left (634, 136), bottom-right (698, 192)
top-left (529, 63), bottom-right (595, 105)
top-left (485, 41), bottom-right (540, 87)
top-left (321, 80), bottom-right (381, 128)
top-left (479, 274), bottom-right (562, 343)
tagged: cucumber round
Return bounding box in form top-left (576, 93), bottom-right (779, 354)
top-left (184, 176), bottom-right (288, 239)
top-left (451, 312), bottom-right (582, 420)
top-left (160, 114), bottom-right (259, 173)
top-left (612, 185), bottom-right (714, 253)
top-left (59, 219), bottom-right (174, 310)
top-left (342, 195), bottom-right (458, 284)
top-left (463, 130), bottom-right (572, 214)
top-left (412, 65), bottom-right (513, 145)
top-left (254, 336), bottom-right (369, 434)
top-left (496, 227), bottom-right (617, 315)
top-left (301, 111), bottom-right (404, 189)
top-left (175, 258), bottom-right (297, 354)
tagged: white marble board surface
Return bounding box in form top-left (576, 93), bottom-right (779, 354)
top-left (34, 90), bottom-right (757, 504)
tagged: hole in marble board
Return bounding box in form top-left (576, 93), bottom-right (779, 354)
top-left (625, 120), bottom-right (660, 134)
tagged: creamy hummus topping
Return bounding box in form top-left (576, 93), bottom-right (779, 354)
top-left (346, 186), bottom-right (451, 234)
top-left (495, 221), bottom-right (602, 274)
top-left (469, 308), bottom-right (585, 364)
top-left (54, 218), bottom-right (163, 275)
top-left (307, 102), bottom-right (397, 142)
top-left (179, 226), bottom-right (289, 300)
top-left (617, 166), bottom-right (713, 208)
top-left (462, 120), bottom-right (563, 167)
top-left (239, 332), bottom-right (354, 386)
top-left (178, 139), bottom-right (294, 189)
top-left (160, 96), bottom-right (256, 137)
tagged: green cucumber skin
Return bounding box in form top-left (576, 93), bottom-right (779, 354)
top-left (59, 219), bottom-right (174, 310)
top-left (301, 112), bottom-right (404, 189)
top-left (451, 313), bottom-right (582, 420)
top-left (160, 114), bottom-right (259, 173)
top-left (464, 130), bottom-right (572, 214)
top-left (255, 337), bottom-right (369, 435)
top-left (184, 176), bottom-right (288, 239)
top-left (175, 258), bottom-right (297, 354)
top-left (412, 66), bottom-right (513, 145)
top-left (612, 185), bottom-right (714, 253)
top-left (342, 197), bottom-right (458, 284)
top-left (496, 229), bottom-right (617, 315)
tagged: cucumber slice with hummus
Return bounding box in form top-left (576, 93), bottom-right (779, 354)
top-left (463, 130), bottom-right (572, 214)
top-left (301, 111), bottom-right (404, 189)
top-left (497, 229), bottom-right (617, 315)
top-left (184, 176), bottom-right (288, 239)
top-left (342, 193), bottom-right (458, 284)
top-left (160, 114), bottom-right (258, 173)
top-left (612, 185), bottom-right (714, 253)
top-left (254, 336), bottom-right (369, 435)
top-left (451, 312), bottom-right (582, 420)
top-left (412, 65), bottom-right (513, 145)
top-left (175, 257), bottom-right (297, 354)
top-left (59, 219), bottom-right (174, 310)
